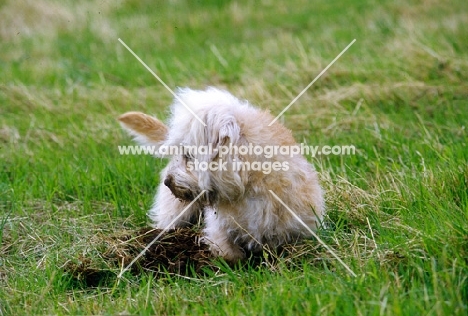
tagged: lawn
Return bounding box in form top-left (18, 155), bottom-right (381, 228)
top-left (1, 0), bottom-right (467, 314)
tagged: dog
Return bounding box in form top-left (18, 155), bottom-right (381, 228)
top-left (118, 87), bottom-right (325, 262)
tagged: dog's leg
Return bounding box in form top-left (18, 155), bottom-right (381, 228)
top-left (203, 207), bottom-right (245, 262)
top-left (148, 183), bottom-right (200, 228)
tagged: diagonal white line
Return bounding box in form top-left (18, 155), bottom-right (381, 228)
top-left (117, 190), bottom-right (207, 278)
top-left (210, 44), bottom-right (228, 68)
top-left (269, 190), bottom-right (357, 277)
top-left (118, 38), bottom-right (206, 126)
top-left (269, 39), bottom-right (356, 126)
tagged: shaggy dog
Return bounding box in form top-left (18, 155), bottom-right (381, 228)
top-left (118, 88), bottom-right (324, 262)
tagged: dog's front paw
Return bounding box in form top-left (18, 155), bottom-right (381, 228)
top-left (202, 237), bottom-right (245, 263)
top-left (211, 244), bottom-right (246, 263)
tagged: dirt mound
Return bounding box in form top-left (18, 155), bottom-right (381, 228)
top-left (65, 227), bottom-right (216, 286)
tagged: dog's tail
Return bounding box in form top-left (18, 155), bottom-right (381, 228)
top-left (118, 112), bottom-right (168, 145)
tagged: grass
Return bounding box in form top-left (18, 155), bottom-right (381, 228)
top-left (1, 0), bottom-right (467, 314)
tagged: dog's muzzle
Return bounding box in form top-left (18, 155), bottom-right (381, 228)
top-left (164, 174), bottom-right (198, 202)
top-left (164, 174), bottom-right (217, 205)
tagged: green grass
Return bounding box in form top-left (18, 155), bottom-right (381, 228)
top-left (1, 0), bottom-right (467, 314)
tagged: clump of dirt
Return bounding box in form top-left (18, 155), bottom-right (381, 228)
top-left (65, 227), bottom-right (216, 286)
top-left (121, 227), bottom-right (214, 274)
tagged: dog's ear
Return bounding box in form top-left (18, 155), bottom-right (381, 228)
top-left (215, 116), bottom-right (240, 147)
top-left (118, 111), bottom-right (168, 145)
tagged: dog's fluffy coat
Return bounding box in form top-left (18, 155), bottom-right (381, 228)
top-left (119, 88), bottom-right (324, 261)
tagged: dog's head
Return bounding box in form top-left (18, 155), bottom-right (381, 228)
top-left (118, 88), bottom-right (250, 205)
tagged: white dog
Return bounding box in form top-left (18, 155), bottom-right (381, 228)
top-left (118, 88), bottom-right (324, 262)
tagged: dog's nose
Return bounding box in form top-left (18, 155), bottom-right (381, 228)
top-left (164, 175), bottom-right (173, 188)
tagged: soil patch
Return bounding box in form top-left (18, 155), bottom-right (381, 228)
top-left (65, 227), bottom-right (216, 286)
